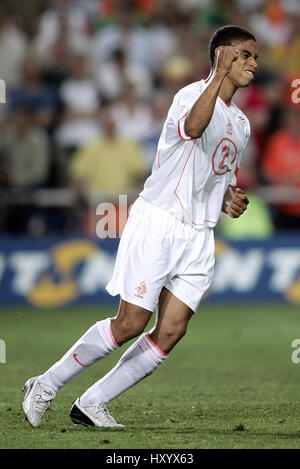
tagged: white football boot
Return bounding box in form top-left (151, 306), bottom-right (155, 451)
top-left (70, 398), bottom-right (124, 428)
top-left (22, 376), bottom-right (56, 428)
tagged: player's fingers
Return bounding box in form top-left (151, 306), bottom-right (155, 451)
top-left (234, 193), bottom-right (249, 204)
top-left (232, 196), bottom-right (246, 205)
top-left (235, 188), bottom-right (249, 202)
top-left (217, 45), bottom-right (236, 52)
top-left (215, 47), bottom-right (221, 60)
top-left (230, 202), bottom-right (245, 212)
top-left (228, 207), bottom-right (241, 218)
top-left (233, 198), bottom-right (248, 208)
top-left (215, 46), bottom-right (236, 60)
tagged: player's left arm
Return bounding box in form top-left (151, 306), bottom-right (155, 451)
top-left (222, 186), bottom-right (249, 218)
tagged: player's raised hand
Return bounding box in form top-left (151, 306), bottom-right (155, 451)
top-left (227, 188), bottom-right (249, 218)
top-left (214, 46), bottom-right (239, 76)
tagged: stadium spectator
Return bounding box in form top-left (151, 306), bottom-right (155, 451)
top-left (140, 89), bottom-right (173, 171)
top-left (55, 52), bottom-right (101, 151)
top-left (261, 106), bottom-right (300, 230)
top-left (147, 4), bottom-right (178, 73)
top-left (0, 3), bottom-right (28, 91)
top-left (0, 104), bottom-right (49, 234)
top-left (33, 0), bottom-right (94, 62)
top-left (69, 109), bottom-right (147, 197)
top-left (109, 83), bottom-right (153, 142)
top-left (8, 55), bottom-right (58, 134)
top-left (92, 2), bottom-right (153, 70)
top-left (38, 30), bottom-right (70, 91)
top-left (234, 77), bottom-right (269, 163)
top-left (94, 47), bottom-right (153, 103)
top-left (159, 55), bottom-right (195, 95)
top-left (0, 105), bottom-right (49, 188)
top-left (249, 0), bottom-right (292, 46)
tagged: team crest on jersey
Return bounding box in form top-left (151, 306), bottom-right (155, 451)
top-left (226, 121), bottom-right (232, 135)
top-left (134, 281), bottom-right (147, 299)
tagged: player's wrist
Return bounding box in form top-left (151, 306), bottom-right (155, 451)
top-left (214, 68), bottom-right (229, 78)
top-left (222, 199), bottom-right (230, 214)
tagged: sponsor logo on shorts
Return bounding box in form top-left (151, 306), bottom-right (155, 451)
top-left (134, 281), bottom-right (147, 299)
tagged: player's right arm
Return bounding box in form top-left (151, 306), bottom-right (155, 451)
top-left (184, 47), bottom-right (238, 139)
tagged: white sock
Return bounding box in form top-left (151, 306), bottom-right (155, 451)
top-left (79, 332), bottom-right (168, 406)
top-left (38, 318), bottom-right (119, 392)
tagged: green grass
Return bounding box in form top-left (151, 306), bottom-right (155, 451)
top-left (1, 303), bottom-right (300, 449)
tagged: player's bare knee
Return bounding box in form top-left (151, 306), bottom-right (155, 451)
top-left (170, 323), bottom-right (187, 341)
top-left (111, 316), bottom-right (146, 344)
top-left (156, 322), bottom-right (187, 345)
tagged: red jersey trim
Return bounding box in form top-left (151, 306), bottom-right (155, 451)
top-left (178, 110), bottom-right (193, 141)
top-left (173, 140), bottom-right (218, 226)
top-left (218, 96), bottom-right (231, 108)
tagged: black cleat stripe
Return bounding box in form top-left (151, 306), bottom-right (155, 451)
top-left (70, 404), bottom-right (95, 427)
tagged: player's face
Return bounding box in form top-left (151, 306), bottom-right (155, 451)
top-left (227, 39), bottom-right (258, 88)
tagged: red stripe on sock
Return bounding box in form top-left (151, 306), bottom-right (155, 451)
top-left (146, 333), bottom-right (168, 357)
top-left (110, 325), bottom-right (120, 348)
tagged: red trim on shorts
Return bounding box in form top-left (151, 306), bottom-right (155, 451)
top-left (146, 333), bottom-right (168, 357)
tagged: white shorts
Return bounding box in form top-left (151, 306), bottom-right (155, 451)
top-left (106, 197), bottom-right (215, 313)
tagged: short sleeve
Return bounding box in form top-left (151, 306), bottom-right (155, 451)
top-left (173, 82), bottom-right (206, 141)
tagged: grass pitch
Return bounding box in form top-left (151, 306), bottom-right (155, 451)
top-left (1, 302), bottom-right (300, 449)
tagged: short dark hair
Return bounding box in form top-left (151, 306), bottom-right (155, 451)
top-left (209, 25), bottom-right (256, 66)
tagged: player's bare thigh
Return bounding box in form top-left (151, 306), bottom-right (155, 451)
top-left (111, 288), bottom-right (194, 352)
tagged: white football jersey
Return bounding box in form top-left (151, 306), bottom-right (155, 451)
top-left (140, 79), bottom-right (251, 229)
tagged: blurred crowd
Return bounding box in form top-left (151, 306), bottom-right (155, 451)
top-left (0, 0), bottom-right (299, 237)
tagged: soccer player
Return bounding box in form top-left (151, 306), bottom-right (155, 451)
top-left (22, 25), bottom-right (257, 428)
